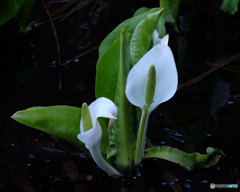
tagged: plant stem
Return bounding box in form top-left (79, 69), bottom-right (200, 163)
top-left (90, 145), bottom-right (121, 175)
top-left (118, 29), bottom-right (132, 166)
top-left (134, 107), bottom-right (150, 164)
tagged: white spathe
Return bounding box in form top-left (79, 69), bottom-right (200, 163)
top-left (127, 33), bottom-right (178, 164)
top-left (153, 30), bottom-right (169, 46)
top-left (125, 33), bottom-right (178, 112)
top-left (77, 97), bottom-right (121, 175)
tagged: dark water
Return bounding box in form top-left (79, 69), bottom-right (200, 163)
top-left (1, 0), bottom-right (240, 191)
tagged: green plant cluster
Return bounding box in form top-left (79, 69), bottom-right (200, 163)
top-left (11, 1), bottom-right (224, 174)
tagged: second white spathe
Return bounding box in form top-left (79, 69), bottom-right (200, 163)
top-left (77, 97), bottom-right (121, 175)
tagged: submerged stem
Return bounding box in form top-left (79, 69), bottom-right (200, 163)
top-left (134, 107), bottom-right (150, 164)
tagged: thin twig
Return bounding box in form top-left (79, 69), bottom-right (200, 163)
top-left (41, 0), bottom-right (62, 91)
top-left (51, 0), bottom-right (79, 17)
top-left (96, 0), bottom-right (113, 13)
top-left (41, 0), bottom-right (62, 65)
top-left (64, 0), bottom-right (93, 19)
top-left (37, 0), bottom-right (92, 26)
top-left (61, 46), bottom-right (98, 67)
top-left (34, 15), bottom-right (63, 27)
top-left (177, 52), bottom-right (240, 91)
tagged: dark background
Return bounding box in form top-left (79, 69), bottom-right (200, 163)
top-left (0, 0), bottom-right (240, 191)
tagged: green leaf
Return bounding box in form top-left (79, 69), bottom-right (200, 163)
top-left (156, 16), bottom-right (166, 38)
top-left (133, 7), bottom-right (151, 17)
top-left (144, 146), bottom-right (225, 170)
top-left (11, 106), bottom-right (87, 152)
top-left (99, 8), bottom-right (162, 57)
top-left (162, 0), bottom-right (180, 20)
top-left (96, 8), bottom-right (163, 101)
top-left (107, 30), bottom-right (136, 169)
top-left (159, 0), bottom-right (180, 32)
top-left (0, 0), bottom-right (25, 26)
top-left (17, 0), bottom-right (35, 32)
top-left (98, 117), bottom-right (110, 154)
top-left (220, 0), bottom-right (239, 14)
top-left (130, 10), bottom-right (162, 65)
top-left (160, 0), bottom-right (180, 20)
top-left (95, 38), bottom-right (120, 101)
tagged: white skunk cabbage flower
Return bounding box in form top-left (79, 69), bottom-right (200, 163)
top-left (126, 31), bottom-right (178, 164)
top-left (126, 32), bottom-right (177, 112)
top-left (77, 97), bottom-right (121, 175)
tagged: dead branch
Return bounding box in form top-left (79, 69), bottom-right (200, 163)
top-left (41, 0), bottom-right (62, 91)
top-left (61, 46), bottom-right (98, 67)
top-left (64, 0), bottom-right (93, 19)
top-left (177, 52), bottom-right (240, 91)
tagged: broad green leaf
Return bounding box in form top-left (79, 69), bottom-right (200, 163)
top-left (159, 0), bottom-right (179, 32)
top-left (107, 30), bottom-right (136, 169)
top-left (220, 0), bottom-right (239, 14)
top-left (130, 10), bottom-right (162, 65)
top-left (160, 0), bottom-right (180, 19)
top-left (96, 8), bottom-right (162, 101)
top-left (11, 106), bottom-right (87, 152)
top-left (95, 38), bottom-right (120, 101)
top-left (144, 146), bottom-right (225, 170)
top-left (17, 0), bottom-right (35, 32)
top-left (133, 7), bottom-right (151, 17)
top-left (0, 0), bottom-right (25, 25)
top-left (156, 15), bottom-right (166, 38)
top-left (99, 8), bottom-right (162, 57)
